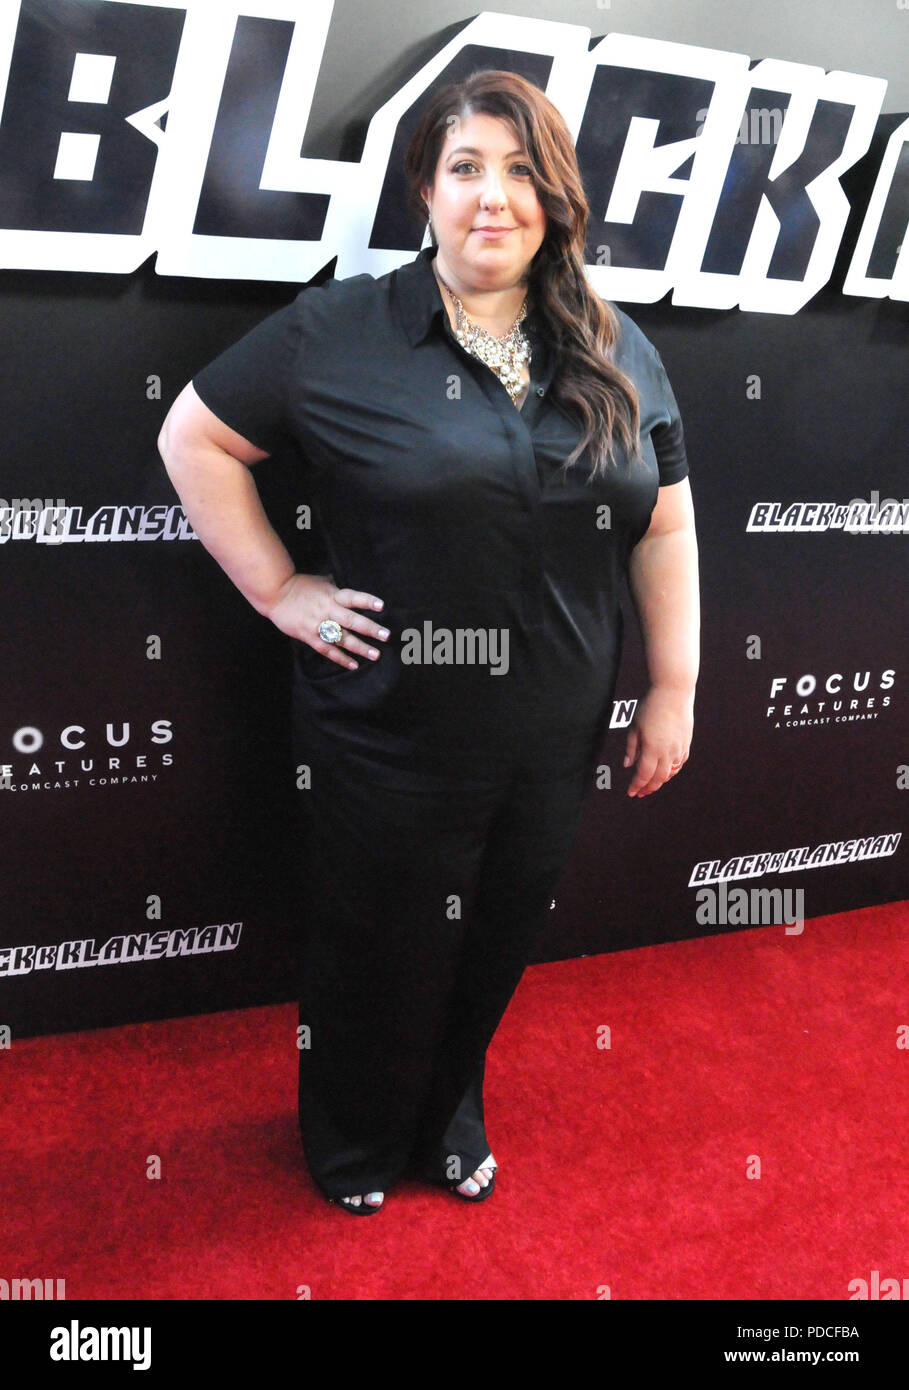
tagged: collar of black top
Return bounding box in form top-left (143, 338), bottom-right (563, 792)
top-left (394, 243), bottom-right (544, 347)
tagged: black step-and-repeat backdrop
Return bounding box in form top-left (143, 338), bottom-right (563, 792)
top-left (1, 1), bottom-right (907, 1038)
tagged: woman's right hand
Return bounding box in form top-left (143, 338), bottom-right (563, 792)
top-left (266, 573), bottom-right (390, 670)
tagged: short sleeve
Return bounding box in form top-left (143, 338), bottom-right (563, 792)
top-left (191, 295), bottom-right (303, 454)
top-left (649, 346), bottom-right (689, 486)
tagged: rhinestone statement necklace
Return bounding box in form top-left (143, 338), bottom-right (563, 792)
top-left (435, 268), bottom-right (532, 407)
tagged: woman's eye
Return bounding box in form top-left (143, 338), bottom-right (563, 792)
top-left (451, 161), bottom-right (534, 176)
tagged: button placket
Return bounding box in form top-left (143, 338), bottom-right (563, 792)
top-left (439, 317), bottom-right (547, 631)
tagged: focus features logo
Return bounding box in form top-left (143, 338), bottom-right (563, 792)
top-left (0, 720), bottom-right (174, 792)
top-left (766, 670), bottom-right (895, 728)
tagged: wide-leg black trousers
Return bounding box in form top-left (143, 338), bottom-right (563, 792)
top-left (292, 724), bottom-right (597, 1201)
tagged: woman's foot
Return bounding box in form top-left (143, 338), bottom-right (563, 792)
top-left (456, 1153), bottom-right (496, 1197)
top-left (340, 1191), bottom-right (384, 1210)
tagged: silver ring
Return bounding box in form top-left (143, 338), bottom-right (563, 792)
top-left (318, 619), bottom-right (343, 644)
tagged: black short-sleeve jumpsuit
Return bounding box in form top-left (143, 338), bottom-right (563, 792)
top-left (191, 244), bottom-right (689, 1200)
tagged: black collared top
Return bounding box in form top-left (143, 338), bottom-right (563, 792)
top-left (191, 244), bottom-right (689, 770)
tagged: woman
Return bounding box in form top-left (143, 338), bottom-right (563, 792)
top-left (157, 70), bottom-right (699, 1214)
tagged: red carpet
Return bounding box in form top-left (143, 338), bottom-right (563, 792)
top-left (3, 901), bottom-right (908, 1300)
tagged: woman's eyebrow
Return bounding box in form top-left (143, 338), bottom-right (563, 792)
top-left (446, 145), bottom-right (526, 159)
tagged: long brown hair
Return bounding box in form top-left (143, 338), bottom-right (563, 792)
top-left (403, 69), bottom-right (642, 481)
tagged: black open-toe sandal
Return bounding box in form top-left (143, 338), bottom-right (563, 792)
top-left (327, 1193), bottom-right (385, 1215)
top-left (429, 1158), bottom-right (497, 1202)
top-left (448, 1169), bottom-right (495, 1202)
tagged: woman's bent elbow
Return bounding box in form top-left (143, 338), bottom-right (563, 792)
top-left (157, 416), bottom-right (191, 485)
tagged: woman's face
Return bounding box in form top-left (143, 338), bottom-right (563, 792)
top-left (421, 111), bottom-right (547, 290)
